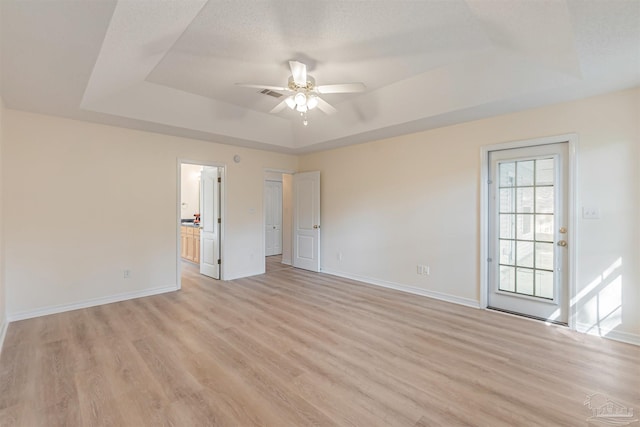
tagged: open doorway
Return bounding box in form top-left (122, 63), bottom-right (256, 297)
top-left (264, 171), bottom-right (293, 273)
top-left (178, 160), bottom-right (225, 288)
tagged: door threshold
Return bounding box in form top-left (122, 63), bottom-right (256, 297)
top-left (487, 306), bottom-right (568, 327)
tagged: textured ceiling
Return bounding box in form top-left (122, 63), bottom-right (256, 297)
top-left (1, 0), bottom-right (639, 153)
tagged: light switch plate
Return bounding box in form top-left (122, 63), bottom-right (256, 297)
top-left (583, 206), bottom-right (600, 219)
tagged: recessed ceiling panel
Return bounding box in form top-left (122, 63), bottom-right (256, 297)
top-left (146, 0), bottom-right (492, 112)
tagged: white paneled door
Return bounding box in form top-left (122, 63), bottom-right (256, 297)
top-left (265, 180), bottom-right (283, 256)
top-left (200, 166), bottom-right (220, 279)
top-left (293, 171), bottom-right (320, 272)
top-left (488, 143), bottom-right (569, 324)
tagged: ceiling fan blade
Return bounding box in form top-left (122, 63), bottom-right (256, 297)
top-left (316, 97), bottom-right (337, 115)
top-left (289, 61), bottom-right (307, 86)
top-left (269, 98), bottom-right (290, 114)
top-left (235, 83), bottom-right (291, 92)
top-left (316, 82), bottom-right (366, 94)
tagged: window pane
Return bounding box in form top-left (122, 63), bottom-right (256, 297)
top-left (535, 242), bottom-right (554, 270)
top-left (535, 270), bottom-right (554, 299)
top-left (499, 188), bottom-right (515, 213)
top-left (500, 214), bottom-right (515, 239)
top-left (516, 268), bottom-right (534, 295)
top-left (517, 241), bottom-right (534, 268)
top-left (516, 161), bottom-right (534, 186)
top-left (516, 214), bottom-right (534, 240)
top-left (500, 240), bottom-right (515, 265)
top-left (536, 158), bottom-right (554, 185)
top-left (516, 187), bottom-right (534, 213)
top-left (535, 214), bottom-right (554, 242)
top-left (536, 187), bottom-right (554, 213)
top-left (499, 162), bottom-right (515, 187)
top-left (499, 266), bottom-right (515, 292)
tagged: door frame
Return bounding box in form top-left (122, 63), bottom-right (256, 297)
top-left (479, 134), bottom-right (578, 328)
top-left (177, 159), bottom-right (227, 288)
top-left (262, 168), bottom-right (296, 273)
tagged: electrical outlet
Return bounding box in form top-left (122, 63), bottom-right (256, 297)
top-left (123, 270), bottom-right (131, 279)
top-left (417, 265), bottom-right (430, 276)
top-left (416, 265), bottom-right (430, 275)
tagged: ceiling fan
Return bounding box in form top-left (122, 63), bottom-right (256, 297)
top-left (236, 61), bottom-right (366, 125)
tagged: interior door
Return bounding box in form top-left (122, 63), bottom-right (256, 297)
top-left (488, 143), bottom-right (569, 324)
top-left (293, 171), bottom-right (320, 272)
top-left (265, 180), bottom-right (283, 256)
top-left (200, 166), bottom-right (220, 279)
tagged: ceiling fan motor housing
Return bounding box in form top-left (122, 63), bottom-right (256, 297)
top-left (288, 75), bottom-right (316, 91)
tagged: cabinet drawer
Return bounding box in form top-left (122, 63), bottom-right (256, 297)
top-left (186, 226), bottom-right (195, 235)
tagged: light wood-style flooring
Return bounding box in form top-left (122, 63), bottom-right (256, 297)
top-left (265, 255), bottom-right (292, 274)
top-left (0, 260), bottom-right (638, 426)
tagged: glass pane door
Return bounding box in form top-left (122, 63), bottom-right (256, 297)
top-left (487, 142), bottom-right (569, 324)
top-left (498, 158), bottom-right (555, 299)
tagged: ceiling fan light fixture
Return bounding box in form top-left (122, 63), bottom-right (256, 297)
top-left (296, 104), bottom-right (307, 113)
top-left (294, 92), bottom-right (307, 107)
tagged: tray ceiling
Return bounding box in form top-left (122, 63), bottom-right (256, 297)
top-left (1, 0), bottom-right (639, 153)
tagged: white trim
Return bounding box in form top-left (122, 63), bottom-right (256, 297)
top-left (576, 323), bottom-right (640, 347)
top-left (479, 134), bottom-right (578, 325)
top-left (0, 317), bottom-right (8, 356)
top-left (263, 167), bottom-right (296, 175)
top-left (177, 159), bottom-right (227, 285)
top-left (566, 139), bottom-right (578, 330)
top-left (323, 269), bottom-right (481, 309)
top-left (8, 285), bottom-right (178, 322)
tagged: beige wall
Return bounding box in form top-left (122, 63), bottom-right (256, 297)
top-left (0, 100), bottom-right (6, 341)
top-left (3, 110), bottom-right (298, 318)
top-left (0, 4), bottom-right (6, 343)
top-left (299, 87), bottom-right (640, 341)
top-left (1, 88), bottom-right (638, 343)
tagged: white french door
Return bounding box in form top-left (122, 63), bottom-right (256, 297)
top-left (200, 166), bottom-right (220, 279)
top-left (488, 143), bottom-right (569, 324)
top-left (293, 171), bottom-right (321, 272)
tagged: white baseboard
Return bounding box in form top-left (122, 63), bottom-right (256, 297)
top-left (322, 269), bottom-right (481, 309)
top-left (576, 322), bottom-right (640, 346)
top-left (8, 284), bottom-right (179, 322)
top-left (0, 317), bottom-right (8, 355)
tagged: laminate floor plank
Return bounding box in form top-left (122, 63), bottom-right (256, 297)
top-left (74, 369), bottom-right (125, 427)
top-left (0, 261), bottom-right (638, 426)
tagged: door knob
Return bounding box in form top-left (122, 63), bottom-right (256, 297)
top-left (273, 226), bottom-right (276, 229)
top-left (557, 240), bottom-right (567, 247)
top-left (313, 225), bottom-right (320, 229)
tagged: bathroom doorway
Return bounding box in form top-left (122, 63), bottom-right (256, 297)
top-left (178, 160), bottom-right (225, 288)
